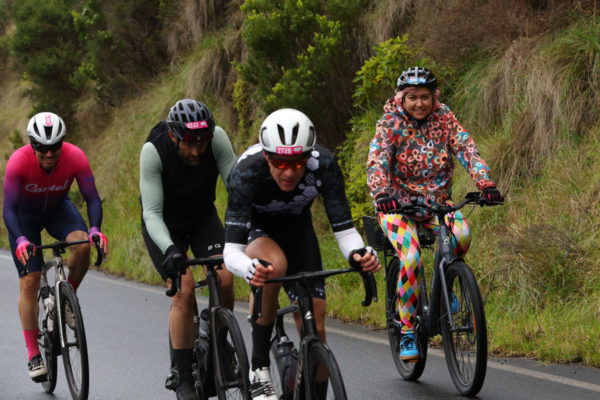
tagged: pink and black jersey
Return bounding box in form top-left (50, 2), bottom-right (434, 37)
top-left (3, 143), bottom-right (102, 239)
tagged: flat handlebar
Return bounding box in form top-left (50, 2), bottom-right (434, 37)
top-left (386, 192), bottom-right (503, 217)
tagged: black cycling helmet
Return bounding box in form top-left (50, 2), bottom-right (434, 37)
top-left (166, 99), bottom-right (215, 145)
top-left (396, 67), bottom-right (438, 91)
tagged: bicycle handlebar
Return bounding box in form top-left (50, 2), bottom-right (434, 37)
top-left (249, 261), bottom-right (378, 322)
top-left (22, 235), bottom-right (107, 276)
top-left (386, 192), bottom-right (503, 217)
top-left (165, 256), bottom-right (224, 297)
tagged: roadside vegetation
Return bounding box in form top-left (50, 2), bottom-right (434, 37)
top-left (0, 0), bottom-right (598, 365)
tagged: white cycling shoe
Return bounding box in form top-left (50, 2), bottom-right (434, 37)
top-left (250, 367), bottom-right (278, 400)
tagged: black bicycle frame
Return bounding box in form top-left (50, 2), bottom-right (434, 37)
top-left (420, 220), bottom-right (464, 337)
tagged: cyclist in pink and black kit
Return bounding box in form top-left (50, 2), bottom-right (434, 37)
top-left (3, 112), bottom-right (108, 382)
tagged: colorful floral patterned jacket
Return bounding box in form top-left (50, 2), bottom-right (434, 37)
top-left (367, 98), bottom-right (495, 206)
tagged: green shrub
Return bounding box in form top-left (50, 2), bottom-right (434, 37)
top-left (11, 0), bottom-right (82, 117)
top-left (235, 0), bottom-right (368, 147)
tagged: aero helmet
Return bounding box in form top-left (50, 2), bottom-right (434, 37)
top-left (397, 67), bottom-right (438, 91)
top-left (27, 112), bottom-right (66, 145)
top-left (167, 99), bottom-right (215, 145)
top-left (259, 109), bottom-right (316, 156)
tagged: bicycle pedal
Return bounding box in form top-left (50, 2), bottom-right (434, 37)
top-left (165, 373), bottom-right (177, 391)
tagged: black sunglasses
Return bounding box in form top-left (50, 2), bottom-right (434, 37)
top-left (31, 140), bottom-right (63, 153)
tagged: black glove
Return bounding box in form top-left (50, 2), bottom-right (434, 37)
top-left (376, 195), bottom-right (399, 213)
top-left (161, 245), bottom-right (186, 280)
top-left (482, 187), bottom-right (503, 205)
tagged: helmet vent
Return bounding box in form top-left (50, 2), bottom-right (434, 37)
top-left (291, 123), bottom-right (299, 144)
top-left (307, 127), bottom-right (315, 147)
top-left (277, 124), bottom-right (286, 144)
top-left (260, 127), bottom-right (270, 147)
top-left (44, 126), bottom-right (53, 140)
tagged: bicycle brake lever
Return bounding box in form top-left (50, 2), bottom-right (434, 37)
top-left (360, 272), bottom-right (378, 307)
top-left (92, 234), bottom-right (107, 266)
top-left (249, 286), bottom-right (263, 322)
top-left (165, 275), bottom-right (181, 297)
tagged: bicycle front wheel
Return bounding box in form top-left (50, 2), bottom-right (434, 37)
top-left (58, 282), bottom-right (89, 400)
top-left (37, 287), bottom-right (58, 393)
top-left (440, 261), bottom-right (487, 396)
top-left (386, 258), bottom-right (427, 381)
top-left (212, 307), bottom-right (251, 400)
top-left (305, 341), bottom-right (347, 400)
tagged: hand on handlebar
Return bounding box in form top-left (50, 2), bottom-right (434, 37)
top-left (247, 259), bottom-right (273, 286)
top-left (15, 237), bottom-right (34, 266)
top-left (350, 246), bottom-right (381, 273)
top-left (161, 245), bottom-right (186, 280)
top-left (376, 195), bottom-right (400, 213)
top-left (88, 227), bottom-right (109, 254)
top-left (481, 187), bottom-right (504, 205)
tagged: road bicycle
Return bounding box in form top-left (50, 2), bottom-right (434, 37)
top-left (26, 235), bottom-right (106, 400)
top-left (362, 192), bottom-right (502, 396)
top-left (165, 256), bottom-right (251, 400)
top-left (251, 256), bottom-right (377, 400)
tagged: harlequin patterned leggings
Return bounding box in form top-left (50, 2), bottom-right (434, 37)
top-left (377, 210), bottom-right (471, 334)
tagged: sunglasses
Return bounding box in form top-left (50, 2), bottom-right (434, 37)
top-left (268, 155), bottom-right (309, 170)
top-left (168, 121), bottom-right (213, 145)
top-left (31, 140), bottom-right (63, 153)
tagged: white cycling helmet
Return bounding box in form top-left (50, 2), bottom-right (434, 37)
top-left (259, 108), bottom-right (316, 156)
top-left (27, 112), bottom-right (66, 145)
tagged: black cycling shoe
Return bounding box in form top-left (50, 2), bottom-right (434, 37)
top-left (176, 380), bottom-right (199, 400)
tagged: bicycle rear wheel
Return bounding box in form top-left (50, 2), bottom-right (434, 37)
top-left (58, 282), bottom-right (89, 400)
top-left (305, 341), bottom-right (347, 400)
top-left (212, 307), bottom-right (251, 400)
top-left (386, 258), bottom-right (427, 381)
top-left (440, 261), bottom-right (487, 396)
top-left (37, 287), bottom-right (58, 393)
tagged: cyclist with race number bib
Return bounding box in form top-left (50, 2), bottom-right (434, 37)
top-left (3, 112), bottom-right (109, 382)
top-left (139, 99), bottom-right (237, 400)
top-left (223, 108), bottom-right (381, 400)
top-left (366, 66), bottom-right (503, 361)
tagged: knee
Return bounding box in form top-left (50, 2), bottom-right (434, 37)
top-left (171, 279), bottom-right (195, 313)
top-left (19, 273), bottom-right (40, 298)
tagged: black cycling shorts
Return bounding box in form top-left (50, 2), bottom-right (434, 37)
top-left (141, 206), bottom-right (224, 281)
top-left (248, 215), bottom-right (325, 302)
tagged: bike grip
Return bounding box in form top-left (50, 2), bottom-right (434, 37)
top-left (360, 272), bottom-right (378, 307)
top-left (250, 286), bottom-right (263, 322)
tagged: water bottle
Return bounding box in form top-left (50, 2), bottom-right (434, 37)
top-left (199, 308), bottom-right (209, 338)
top-left (43, 293), bottom-right (55, 332)
top-left (276, 337), bottom-right (298, 398)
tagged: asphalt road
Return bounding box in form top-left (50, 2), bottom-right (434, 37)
top-left (1, 249), bottom-right (599, 399)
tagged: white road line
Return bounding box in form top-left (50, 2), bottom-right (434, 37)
top-left (87, 273), bottom-right (600, 394)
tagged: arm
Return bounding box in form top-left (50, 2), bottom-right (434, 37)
top-left (73, 151), bottom-right (103, 230)
top-left (211, 126), bottom-right (237, 184)
top-left (3, 154), bottom-right (24, 240)
top-left (446, 110), bottom-right (495, 189)
top-left (139, 142), bottom-right (173, 254)
top-left (367, 116), bottom-right (396, 199)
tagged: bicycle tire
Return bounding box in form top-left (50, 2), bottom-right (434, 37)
top-left (440, 261), bottom-right (487, 396)
top-left (212, 307), bottom-right (251, 400)
top-left (386, 258), bottom-right (427, 381)
top-left (37, 287), bottom-right (58, 393)
top-left (304, 341), bottom-right (347, 400)
top-left (58, 282), bottom-right (89, 400)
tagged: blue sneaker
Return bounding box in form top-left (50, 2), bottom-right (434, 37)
top-left (399, 333), bottom-right (419, 361)
top-left (450, 292), bottom-right (459, 314)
